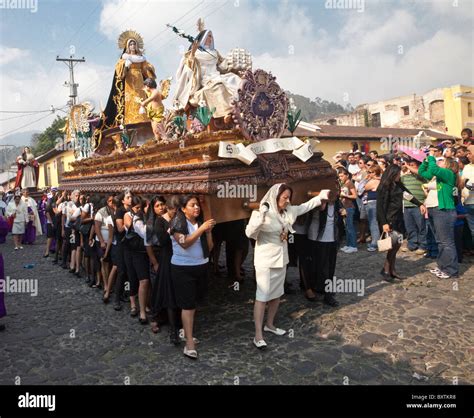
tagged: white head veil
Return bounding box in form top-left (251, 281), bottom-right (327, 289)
top-left (198, 30), bottom-right (214, 51)
top-left (259, 183), bottom-right (295, 234)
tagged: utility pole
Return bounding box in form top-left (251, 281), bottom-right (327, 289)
top-left (56, 55), bottom-right (85, 107)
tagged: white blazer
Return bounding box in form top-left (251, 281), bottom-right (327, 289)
top-left (246, 196), bottom-right (322, 268)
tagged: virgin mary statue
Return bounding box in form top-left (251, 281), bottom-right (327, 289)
top-left (93, 30), bottom-right (156, 146)
top-left (173, 20), bottom-right (242, 122)
top-left (15, 147), bottom-right (39, 189)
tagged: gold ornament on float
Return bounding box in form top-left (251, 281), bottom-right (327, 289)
top-left (117, 30), bottom-right (144, 51)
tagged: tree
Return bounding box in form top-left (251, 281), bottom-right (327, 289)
top-left (30, 116), bottom-right (66, 156)
top-left (286, 92), bottom-right (353, 122)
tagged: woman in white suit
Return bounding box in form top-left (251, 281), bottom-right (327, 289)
top-left (246, 183), bottom-right (329, 349)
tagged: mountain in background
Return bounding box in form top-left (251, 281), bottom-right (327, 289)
top-left (0, 130), bottom-right (39, 148)
top-left (0, 146), bottom-right (22, 171)
top-left (286, 92), bottom-right (354, 122)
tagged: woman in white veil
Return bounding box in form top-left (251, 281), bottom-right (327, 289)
top-left (173, 25), bottom-right (241, 123)
top-left (246, 184), bottom-right (329, 349)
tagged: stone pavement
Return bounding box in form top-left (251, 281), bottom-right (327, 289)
top-left (0, 236), bottom-right (472, 385)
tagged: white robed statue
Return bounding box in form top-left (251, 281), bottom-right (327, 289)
top-left (173, 20), bottom-right (242, 122)
top-left (21, 189), bottom-right (42, 244)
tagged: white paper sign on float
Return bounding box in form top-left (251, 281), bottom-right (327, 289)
top-left (217, 136), bottom-right (318, 165)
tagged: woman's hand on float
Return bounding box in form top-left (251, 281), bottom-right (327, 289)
top-left (201, 219), bottom-right (216, 232)
top-left (318, 189), bottom-right (330, 201)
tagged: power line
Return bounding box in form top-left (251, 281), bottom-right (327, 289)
top-left (148, 0), bottom-right (230, 55)
top-left (0, 111), bottom-right (58, 139)
top-left (0, 109), bottom-right (54, 114)
top-left (0, 112), bottom-right (53, 122)
top-left (34, 2), bottom-right (104, 112)
top-left (79, 0), bottom-right (210, 98)
top-left (79, 0), bottom-right (152, 59)
top-left (147, 0), bottom-right (205, 44)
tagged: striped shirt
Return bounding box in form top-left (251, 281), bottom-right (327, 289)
top-left (401, 174), bottom-right (426, 208)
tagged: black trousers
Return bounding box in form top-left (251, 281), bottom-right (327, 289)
top-left (61, 227), bottom-right (73, 267)
top-left (113, 243), bottom-right (128, 304)
top-left (454, 224), bottom-right (463, 263)
top-left (293, 234), bottom-right (313, 290)
top-left (313, 241), bottom-right (338, 294)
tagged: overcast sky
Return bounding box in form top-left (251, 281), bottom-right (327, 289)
top-left (0, 0), bottom-right (473, 140)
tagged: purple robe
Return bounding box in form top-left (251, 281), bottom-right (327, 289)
top-left (22, 207), bottom-right (36, 245)
top-left (38, 199), bottom-right (47, 234)
top-left (0, 217), bottom-right (8, 244)
top-left (0, 253), bottom-right (6, 319)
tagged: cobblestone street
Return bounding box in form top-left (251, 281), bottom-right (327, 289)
top-left (1, 236), bottom-right (473, 385)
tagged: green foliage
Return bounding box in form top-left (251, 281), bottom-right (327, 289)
top-left (173, 115), bottom-right (186, 132)
top-left (287, 108), bottom-right (302, 134)
top-left (30, 116), bottom-right (67, 156)
top-left (286, 92), bottom-right (353, 122)
top-left (195, 106), bottom-right (215, 127)
top-left (121, 131), bottom-right (131, 147)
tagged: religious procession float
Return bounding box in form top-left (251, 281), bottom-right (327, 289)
top-left (60, 20), bottom-right (336, 223)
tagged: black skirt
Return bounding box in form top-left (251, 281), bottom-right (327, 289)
top-left (46, 223), bottom-right (55, 239)
top-left (171, 263), bottom-right (209, 310)
top-left (151, 242), bottom-right (177, 313)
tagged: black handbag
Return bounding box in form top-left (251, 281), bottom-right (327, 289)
top-left (72, 216), bottom-right (82, 232)
top-left (122, 228), bottom-right (145, 252)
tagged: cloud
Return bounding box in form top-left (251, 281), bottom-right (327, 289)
top-left (0, 51), bottom-right (110, 137)
top-left (0, 0), bottom-right (472, 138)
top-left (0, 46), bottom-right (29, 66)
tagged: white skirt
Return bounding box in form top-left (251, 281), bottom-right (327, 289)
top-left (12, 221), bottom-right (25, 235)
top-left (255, 267), bottom-right (286, 302)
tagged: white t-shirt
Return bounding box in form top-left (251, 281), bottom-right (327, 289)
top-left (307, 209), bottom-right (320, 241)
top-left (65, 201), bottom-right (79, 227)
top-left (462, 163), bottom-right (474, 205)
top-left (171, 219), bottom-right (208, 266)
top-left (348, 163), bottom-right (360, 175)
top-left (94, 208), bottom-right (112, 242)
top-left (424, 179), bottom-right (439, 208)
top-left (318, 205), bottom-right (335, 242)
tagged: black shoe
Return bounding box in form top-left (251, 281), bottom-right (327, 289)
top-left (113, 302), bottom-right (122, 311)
top-left (75, 271), bottom-right (81, 278)
top-left (305, 290), bottom-right (317, 302)
top-left (139, 316), bottom-right (149, 325)
top-left (43, 254), bottom-right (49, 258)
top-left (390, 272), bottom-right (407, 280)
top-left (103, 295), bottom-right (110, 304)
top-left (381, 269), bottom-right (395, 283)
top-left (169, 329), bottom-right (180, 346)
top-left (323, 294), bottom-right (339, 307)
top-left (52, 260), bottom-right (58, 264)
top-left (284, 283), bottom-right (296, 294)
top-left (61, 265), bottom-right (68, 270)
top-left (0, 324), bottom-right (5, 332)
top-left (69, 268), bottom-right (75, 274)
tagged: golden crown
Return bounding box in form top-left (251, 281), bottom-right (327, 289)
top-left (118, 30), bottom-right (144, 50)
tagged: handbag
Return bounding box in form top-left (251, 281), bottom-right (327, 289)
top-left (377, 231), bottom-right (392, 252)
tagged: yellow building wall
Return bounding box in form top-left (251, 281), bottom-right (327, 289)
top-left (37, 150), bottom-right (75, 189)
top-left (444, 85), bottom-right (474, 136)
top-left (315, 139), bottom-right (385, 163)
